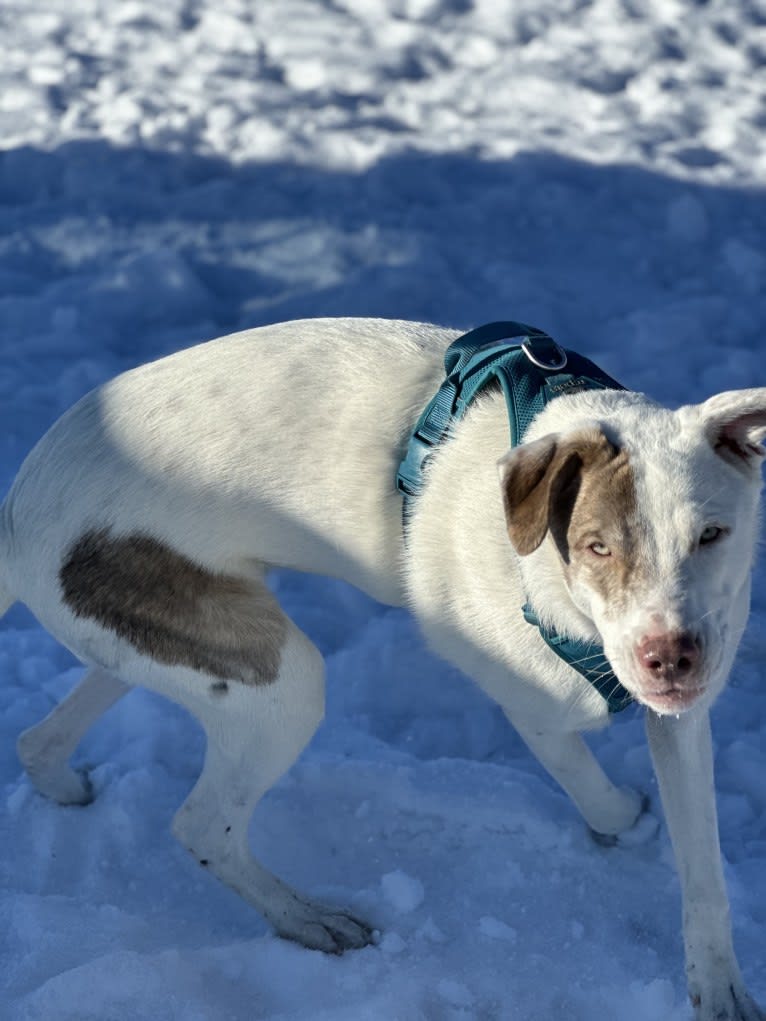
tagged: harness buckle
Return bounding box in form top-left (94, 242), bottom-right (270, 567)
top-left (395, 430), bottom-right (435, 497)
top-left (521, 336), bottom-right (567, 372)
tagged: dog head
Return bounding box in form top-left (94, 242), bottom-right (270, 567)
top-left (498, 388), bottom-right (766, 715)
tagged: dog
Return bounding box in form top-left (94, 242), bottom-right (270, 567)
top-left (3, 317), bottom-right (765, 1021)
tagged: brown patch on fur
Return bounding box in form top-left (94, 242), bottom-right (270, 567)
top-left (501, 428), bottom-right (647, 608)
top-left (501, 434), bottom-right (561, 555)
top-left (561, 438), bottom-right (646, 610)
top-left (501, 429), bottom-right (616, 556)
top-left (60, 529), bottom-right (286, 685)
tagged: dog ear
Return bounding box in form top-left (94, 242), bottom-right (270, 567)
top-left (498, 435), bottom-right (560, 555)
top-left (498, 429), bottom-right (611, 556)
top-left (697, 389), bottom-right (766, 471)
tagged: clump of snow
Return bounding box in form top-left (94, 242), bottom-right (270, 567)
top-left (437, 978), bottom-right (475, 1008)
top-left (478, 915), bottom-right (518, 942)
top-left (380, 869), bottom-right (425, 914)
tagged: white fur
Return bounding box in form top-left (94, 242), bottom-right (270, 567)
top-left (2, 317), bottom-right (764, 1017)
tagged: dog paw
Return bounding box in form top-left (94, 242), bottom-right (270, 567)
top-left (17, 727), bottom-right (95, 806)
top-left (24, 764), bottom-right (94, 806)
top-left (690, 983), bottom-right (766, 1021)
top-left (272, 903), bottom-right (377, 954)
top-left (590, 793), bottom-right (659, 848)
top-left (302, 912), bottom-right (378, 954)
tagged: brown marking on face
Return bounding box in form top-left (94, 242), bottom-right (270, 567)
top-left (60, 529), bottom-right (286, 685)
top-left (560, 439), bottom-right (648, 613)
top-left (501, 429), bottom-right (614, 555)
top-left (501, 428), bottom-right (648, 611)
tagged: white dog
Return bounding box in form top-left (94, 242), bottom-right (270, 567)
top-left (3, 318), bottom-right (764, 1021)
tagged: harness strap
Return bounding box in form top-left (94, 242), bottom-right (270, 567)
top-left (522, 605), bottom-right (634, 714)
top-left (396, 321), bottom-right (624, 505)
top-left (396, 321), bottom-right (634, 714)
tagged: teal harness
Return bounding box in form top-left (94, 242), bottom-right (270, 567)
top-left (396, 321), bottom-right (633, 714)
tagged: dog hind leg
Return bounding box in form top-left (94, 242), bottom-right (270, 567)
top-left (169, 620), bottom-right (374, 953)
top-left (17, 666), bottom-right (130, 805)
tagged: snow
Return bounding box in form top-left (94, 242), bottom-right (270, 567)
top-left (0, 0), bottom-right (765, 1019)
top-left (381, 870), bottom-right (426, 914)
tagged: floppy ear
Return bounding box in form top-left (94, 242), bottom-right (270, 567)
top-left (497, 428), bottom-right (615, 556)
top-left (697, 388), bottom-right (766, 471)
top-left (497, 435), bottom-right (561, 555)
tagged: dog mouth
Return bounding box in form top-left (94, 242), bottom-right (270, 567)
top-left (638, 685), bottom-right (706, 714)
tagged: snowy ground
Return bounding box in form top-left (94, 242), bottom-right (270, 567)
top-left (1, 1), bottom-right (765, 1019)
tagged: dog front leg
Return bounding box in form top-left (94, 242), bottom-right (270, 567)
top-left (508, 716), bottom-right (645, 838)
top-left (646, 708), bottom-right (764, 1021)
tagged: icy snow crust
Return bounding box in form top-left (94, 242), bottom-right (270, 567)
top-left (0, 1), bottom-right (765, 1019)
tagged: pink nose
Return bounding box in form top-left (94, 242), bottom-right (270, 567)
top-left (636, 632), bottom-right (700, 684)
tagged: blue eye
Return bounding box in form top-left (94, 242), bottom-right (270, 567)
top-left (589, 541), bottom-right (611, 557)
top-left (699, 525), bottom-right (724, 546)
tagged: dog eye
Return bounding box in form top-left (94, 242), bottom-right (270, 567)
top-left (699, 525), bottom-right (725, 546)
top-left (589, 541), bottom-right (611, 557)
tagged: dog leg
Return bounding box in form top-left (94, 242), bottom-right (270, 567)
top-left (646, 708), bottom-right (765, 1021)
top-left (169, 622), bottom-right (374, 954)
top-left (17, 666), bottom-right (130, 805)
top-left (510, 717), bottom-right (645, 837)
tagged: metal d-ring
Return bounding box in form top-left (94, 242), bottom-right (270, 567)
top-left (521, 336), bottom-right (568, 371)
